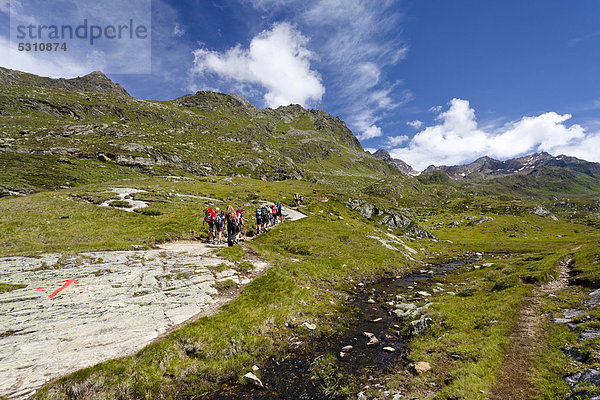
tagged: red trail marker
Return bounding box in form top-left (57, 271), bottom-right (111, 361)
top-left (48, 279), bottom-right (78, 299)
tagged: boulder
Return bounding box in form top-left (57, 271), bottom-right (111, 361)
top-left (410, 315), bottom-right (432, 337)
top-left (300, 322), bottom-right (316, 330)
top-left (580, 330), bottom-right (600, 341)
top-left (243, 372), bottom-right (264, 389)
top-left (367, 336), bottom-right (380, 347)
top-left (563, 347), bottom-right (585, 362)
top-left (565, 372), bottom-right (581, 387)
top-left (413, 361), bottom-right (431, 374)
top-left (580, 369), bottom-right (600, 386)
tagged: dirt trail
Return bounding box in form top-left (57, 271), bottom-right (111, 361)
top-left (489, 256), bottom-right (571, 400)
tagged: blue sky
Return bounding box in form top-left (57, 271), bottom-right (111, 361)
top-left (2, 0), bottom-right (600, 170)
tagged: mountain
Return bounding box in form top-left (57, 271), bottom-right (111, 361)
top-left (0, 67), bottom-right (129, 96)
top-left (372, 148), bottom-right (418, 176)
top-left (424, 152), bottom-right (600, 181)
top-left (0, 69), bottom-right (398, 194)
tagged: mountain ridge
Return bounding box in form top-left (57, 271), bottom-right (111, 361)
top-left (0, 68), bottom-right (398, 194)
top-left (0, 67), bottom-right (130, 96)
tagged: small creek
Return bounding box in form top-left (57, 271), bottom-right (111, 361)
top-left (206, 259), bottom-right (473, 399)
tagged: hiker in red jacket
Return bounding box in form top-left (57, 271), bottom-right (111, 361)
top-left (204, 207), bottom-right (216, 243)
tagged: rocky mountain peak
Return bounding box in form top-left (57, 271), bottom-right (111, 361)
top-left (372, 148), bottom-right (418, 176)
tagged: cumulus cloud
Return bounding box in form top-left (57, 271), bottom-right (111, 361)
top-left (407, 120), bottom-right (422, 129)
top-left (358, 125), bottom-right (382, 140)
top-left (190, 22), bottom-right (324, 108)
top-left (386, 135), bottom-right (409, 146)
top-left (389, 98), bottom-right (598, 171)
top-left (239, 0), bottom-right (409, 139)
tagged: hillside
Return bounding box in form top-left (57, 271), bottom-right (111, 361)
top-left (0, 69), bottom-right (396, 196)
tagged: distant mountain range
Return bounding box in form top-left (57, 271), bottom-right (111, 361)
top-left (373, 148), bottom-right (600, 182)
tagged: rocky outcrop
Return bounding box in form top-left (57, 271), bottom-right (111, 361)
top-left (345, 199), bottom-right (435, 239)
top-left (173, 91), bottom-right (258, 114)
top-left (531, 205), bottom-right (558, 221)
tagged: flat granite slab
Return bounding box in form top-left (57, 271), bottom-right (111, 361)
top-left (0, 243), bottom-right (241, 399)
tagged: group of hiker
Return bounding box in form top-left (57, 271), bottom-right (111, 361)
top-left (255, 203), bottom-right (283, 234)
top-left (203, 202), bottom-right (285, 247)
top-left (203, 206), bottom-right (247, 246)
top-left (294, 193), bottom-right (304, 207)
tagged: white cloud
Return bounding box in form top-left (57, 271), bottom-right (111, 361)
top-left (389, 98), bottom-right (599, 171)
top-left (358, 125), bottom-right (382, 140)
top-left (386, 135), bottom-right (409, 146)
top-left (190, 22), bottom-right (324, 108)
top-left (173, 23), bottom-right (185, 37)
top-left (239, 0), bottom-right (408, 139)
top-left (429, 105), bottom-right (442, 113)
top-left (4, 0), bottom-right (151, 75)
top-left (407, 120), bottom-right (422, 129)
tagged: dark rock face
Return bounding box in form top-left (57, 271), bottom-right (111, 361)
top-left (0, 67), bottom-right (129, 96)
top-left (345, 199), bottom-right (435, 239)
top-left (372, 148), bottom-right (417, 176)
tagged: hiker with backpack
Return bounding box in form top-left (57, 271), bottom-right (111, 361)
top-left (235, 209), bottom-right (248, 242)
top-left (225, 205), bottom-right (237, 247)
top-left (276, 202), bottom-right (283, 224)
top-left (270, 204), bottom-right (277, 226)
top-left (260, 206), bottom-right (269, 232)
top-left (214, 208), bottom-right (224, 244)
top-left (203, 207), bottom-right (216, 243)
top-left (255, 208), bottom-right (263, 234)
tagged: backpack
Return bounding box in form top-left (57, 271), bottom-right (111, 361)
top-left (215, 213), bottom-right (224, 227)
top-left (204, 208), bottom-right (213, 223)
top-left (261, 207), bottom-right (268, 217)
top-left (277, 203), bottom-right (282, 213)
top-left (256, 209), bottom-right (261, 218)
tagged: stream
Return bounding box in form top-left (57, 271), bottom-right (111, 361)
top-left (205, 258), bottom-right (473, 399)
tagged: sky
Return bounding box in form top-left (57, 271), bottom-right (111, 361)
top-left (1, 0), bottom-right (600, 171)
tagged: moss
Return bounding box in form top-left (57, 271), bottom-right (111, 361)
top-left (0, 283), bottom-right (26, 293)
